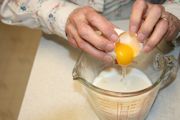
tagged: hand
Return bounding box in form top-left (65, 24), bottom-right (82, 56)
top-left (65, 6), bottom-right (118, 62)
top-left (130, 0), bottom-right (180, 52)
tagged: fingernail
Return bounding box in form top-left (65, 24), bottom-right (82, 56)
top-left (107, 43), bottom-right (115, 51)
top-left (110, 34), bottom-right (118, 42)
top-left (138, 33), bottom-right (145, 42)
top-left (130, 26), bottom-right (137, 33)
top-left (143, 46), bottom-right (151, 52)
top-left (104, 55), bottom-right (113, 63)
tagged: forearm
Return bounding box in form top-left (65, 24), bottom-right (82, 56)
top-left (0, 0), bottom-right (79, 38)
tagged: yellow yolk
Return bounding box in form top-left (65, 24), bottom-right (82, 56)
top-left (118, 32), bottom-right (141, 57)
top-left (113, 32), bottom-right (142, 66)
top-left (115, 42), bottom-right (134, 66)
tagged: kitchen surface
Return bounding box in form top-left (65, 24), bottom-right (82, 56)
top-left (17, 20), bottom-right (180, 120)
top-left (0, 22), bottom-right (41, 120)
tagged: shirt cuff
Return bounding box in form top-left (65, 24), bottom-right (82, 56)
top-left (163, 3), bottom-right (180, 19)
top-left (36, 1), bottom-right (79, 39)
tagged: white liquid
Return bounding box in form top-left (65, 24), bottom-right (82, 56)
top-left (93, 67), bottom-right (152, 92)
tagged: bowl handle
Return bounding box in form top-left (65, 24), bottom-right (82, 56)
top-left (160, 55), bottom-right (179, 89)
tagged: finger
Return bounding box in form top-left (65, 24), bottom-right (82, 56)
top-left (86, 11), bottom-right (118, 41)
top-left (76, 22), bottom-right (115, 52)
top-left (143, 19), bottom-right (168, 52)
top-left (138, 5), bottom-right (164, 42)
top-left (70, 24), bottom-right (113, 62)
top-left (164, 23), bottom-right (178, 42)
top-left (166, 29), bottom-right (178, 42)
top-left (129, 0), bottom-right (148, 33)
top-left (67, 35), bottom-right (78, 48)
top-left (66, 24), bottom-right (78, 48)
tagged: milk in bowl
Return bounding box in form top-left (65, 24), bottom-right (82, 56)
top-left (93, 67), bottom-right (152, 92)
top-left (87, 66), bottom-right (155, 120)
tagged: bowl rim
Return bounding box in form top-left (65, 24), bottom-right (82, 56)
top-left (72, 51), bottom-right (177, 97)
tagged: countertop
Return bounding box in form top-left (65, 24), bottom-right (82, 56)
top-left (18, 20), bottom-right (180, 120)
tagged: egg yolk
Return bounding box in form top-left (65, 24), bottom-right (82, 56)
top-left (115, 42), bottom-right (134, 66)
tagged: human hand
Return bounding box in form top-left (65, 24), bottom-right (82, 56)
top-left (65, 6), bottom-right (118, 62)
top-left (130, 0), bottom-right (180, 52)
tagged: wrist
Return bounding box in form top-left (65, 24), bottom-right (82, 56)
top-left (53, 3), bottom-right (79, 38)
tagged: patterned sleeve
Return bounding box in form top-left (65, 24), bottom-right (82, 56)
top-left (0, 0), bottom-right (79, 38)
top-left (163, 0), bottom-right (180, 19)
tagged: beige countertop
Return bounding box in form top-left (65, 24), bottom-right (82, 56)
top-left (18, 34), bottom-right (99, 120)
top-left (17, 20), bottom-right (180, 120)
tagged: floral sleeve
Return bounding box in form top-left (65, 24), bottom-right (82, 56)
top-left (0, 0), bottom-right (79, 38)
top-left (163, 0), bottom-right (180, 19)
